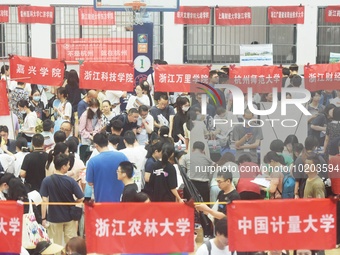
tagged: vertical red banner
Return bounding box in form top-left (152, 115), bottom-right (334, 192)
top-left (228, 199), bottom-right (336, 251)
top-left (0, 201), bottom-right (24, 253)
top-left (268, 6), bottom-right (305, 24)
top-left (85, 203), bottom-right (194, 254)
top-left (18, 6), bottom-right (54, 24)
top-left (174, 6), bottom-right (210, 24)
top-left (0, 80), bottom-right (10, 116)
top-left (215, 7), bottom-right (252, 26)
top-left (325, 6), bottom-right (340, 23)
top-left (78, 7), bottom-right (115, 25)
top-left (0, 6), bottom-right (9, 23)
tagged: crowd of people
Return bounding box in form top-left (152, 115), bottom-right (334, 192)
top-left (0, 61), bottom-right (340, 255)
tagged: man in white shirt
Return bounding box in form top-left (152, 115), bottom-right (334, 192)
top-left (196, 217), bottom-right (233, 255)
top-left (136, 105), bottom-right (154, 146)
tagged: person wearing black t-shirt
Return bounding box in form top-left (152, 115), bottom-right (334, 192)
top-left (117, 161), bottom-right (138, 202)
top-left (195, 170), bottom-right (240, 221)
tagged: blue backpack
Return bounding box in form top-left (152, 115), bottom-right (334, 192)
top-left (279, 173), bottom-right (295, 199)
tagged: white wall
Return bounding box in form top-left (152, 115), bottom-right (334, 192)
top-left (5, 0), bottom-right (340, 66)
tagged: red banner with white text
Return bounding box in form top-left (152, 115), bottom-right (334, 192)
top-left (56, 38), bottom-right (132, 62)
top-left (325, 6), bottom-right (340, 23)
top-left (85, 203), bottom-right (194, 254)
top-left (268, 6), bottom-right (304, 24)
top-left (18, 6), bottom-right (54, 24)
top-left (9, 55), bottom-right (64, 86)
top-left (215, 7), bottom-right (252, 26)
top-left (174, 6), bottom-right (210, 24)
top-left (78, 7), bottom-right (115, 25)
top-left (0, 201), bottom-right (24, 253)
top-left (229, 65), bottom-right (282, 93)
top-left (228, 199), bottom-right (336, 251)
top-left (154, 65), bottom-right (210, 92)
top-left (0, 6), bottom-right (9, 23)
top-left (0, 80), bottom-right (10, 116)
top-left (304, 63), bottom-right (340, 91)
top-left (79, 62), bottom-right (134, 91)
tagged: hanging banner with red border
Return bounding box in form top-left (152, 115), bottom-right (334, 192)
top-left (174, 6), bottom-right (210, 25)
top-left (78, 7), bottom-right (115, 25)
top-left (9, 55), bottom-right (64, 86)
top-left (268, 6), bottom-right (304, 24)
top-left (0, 80), bottom-right (10, 116)
top-left (18, 6), bottom-right (54, 24)
top-left (0, 6), bottom-right (9, 23)
top-left (85, 203), bottom-right (194, 254)
top-left (154, 65), bottom-right (210, 92)
top-left (325, 6), bottom-right (340, 23)
top-left (229, 65), bottom-right (282, 93)
top-left (304, 63), bottom-right (340, 91)
top-left (215, 7), bottom-right (252, 26)
top-left (56, 38), bottom-right (132, 62)
top-left (228, 199), bottom-right (336, 251)
top-left (79, 61), bottom-right (134, 91)
top-left (0, 201), bottom-right (24, 253)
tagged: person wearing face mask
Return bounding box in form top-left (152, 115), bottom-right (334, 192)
top-left (17, 99), bottom-right (38, 142)
top-left (29, 88), bottom-right (49, 121)
top-left (170, 97), bottom-right (190, 143)
top-left (79, 98), bottom-right (103, 146)
top-left (0, 172), bottom-right (15, 200)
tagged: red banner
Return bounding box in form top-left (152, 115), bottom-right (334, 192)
top-left (18, 6), bottom-right (54, 24)
top-left (0, 201), bottom-right (24, 253)
top-left (228, 199), bottom-right (336, 251)
top-left (56, 38), bottom-right (132, 62)
top-left (85, 203), bottom-right (194, 254)
top-left (268, 6), bottom-right (304, 24)
top-left (229, 65), bottom-right (282, 93)
top-left (154, 65), bottom-right (210, 92)
top-left (0, 80), bottom-right (10, 116)
top-left (215, 7), bottom-right (252, 26)
top-left (78, 7), bottom-right (115, 25)
top-left (9, 55), bottom-right (64, 86)
top-left (79, 62), bottom-right (134, 91)
top-left (0, 6), bottom-right (9, 23)
top-left (304, 63), bottom-right (340, 91)
top-left (174, 6), bottom-right (210, 24)
top-left (325, 6), bottom-right (340, 23)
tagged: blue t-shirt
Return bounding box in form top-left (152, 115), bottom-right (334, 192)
top-left (40, 174), bottom-right (84, 223)
top-left (77, 100), bottom-right (89, 118)
top-left (86, 150), bottom-right (128, 202)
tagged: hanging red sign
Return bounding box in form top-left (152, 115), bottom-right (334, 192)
top-left (18, 6), bottom-right (54, 24)
top-left (0, 80), bottom-right (10, 116)
top-left (154, 64), bottom-right (210, 93)
top-left (229, 65), bottom-right (282, 93)
top-left (9, 55), bottom-right (64, 86)
top-left (304, 63), bottom-right (340, 91)
top-left (228, 199), bottom-right (336, 252)
top-left (215, 7), bottom-right (252, 26)
top-left (79, 61), bottom-right (134, 91)
top-left (0, 6), bottom-right (9, 23)
top-left (56, 38), bottom-right (132, 62)
top-left (174, 6), bottom-right (210, 25)
top-left (0, 201), bottom-right (24, 253)
top-left (325, 6), bottom-right (340, 23)
top-left (78, 7), bottom-right (115, 25)
top-left (85, 203), bottom-right (194, 254)
top-left (268, 6), bottom-right (304, 24)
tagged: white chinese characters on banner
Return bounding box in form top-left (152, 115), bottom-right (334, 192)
top-left (270, 11), bottom-right (304, 19)
top-left (158, 73), bottom-right (209, 84)
top-left (20, 11), bottom-right (53, 18)
top-left (0, 217), bottom-right (21, 236)
top-left (95, 217), bottom-right (190, 238)
top-left (238, 214), bottom-right (335, 235)
top-left (81, 13), bottom-right (114, 20)
top-left (308, 72), bottom-right (340, 83)
top-left (176, 12), bottom-right (209, 19)
top-left (83, 71), bottom-right (134, 83)
top-left (16, 64), bottom-right (62, 78)
top-left (218, 12), bottom-right (251, 20)
top-left (328, 10), bottom-right (340, 17)
top-left (233, 74), bottom-right (281, 85)
top-left (0, 10), bottom-right (9, 17)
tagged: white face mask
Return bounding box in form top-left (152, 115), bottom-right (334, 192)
top-left (182, 106), bottom-right (190, 112)
top-left (90, 107), bottom-right (98, 113)
top-left (2, 189), bottom-right (8, 194)
top-left (20, 110), bottom-right (26, 114)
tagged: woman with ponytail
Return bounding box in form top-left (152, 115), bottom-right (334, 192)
top-left (149, 143), bottom-right (183, 202)
top-left (45, 142), bottom-right (72, 176)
